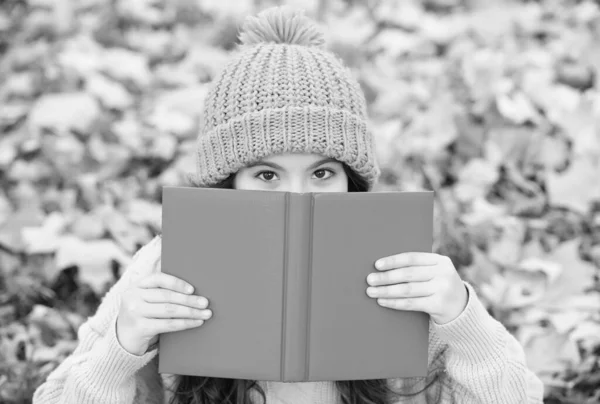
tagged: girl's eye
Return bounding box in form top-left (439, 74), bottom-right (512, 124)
top-left (313, 168), bottom-right (334, 180)
top-left (255, 171), bottom-right (278, 182)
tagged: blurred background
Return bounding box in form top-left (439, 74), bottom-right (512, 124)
top-left (0, 0), bottom-right (599, 402)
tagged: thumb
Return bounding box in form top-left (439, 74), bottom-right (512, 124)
top-left (130, 235), bottom-right (162, 282)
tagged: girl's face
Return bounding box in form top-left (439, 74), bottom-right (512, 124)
top-left (233, 153), bottom-right (348, 193)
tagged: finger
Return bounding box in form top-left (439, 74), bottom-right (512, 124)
top-left (142, 318), bottom-right (205, 335)
top-left (138, 273), bottom-right (194, 294)
top-left (139, 302), bottom-right (212, 320)
top-left (375, 252), bottom-right (439, 271)
top-left (366, 281), bottom-right (435, 299)
top-left (367, 266), bottom-right (435, 286)
top-left (376, 297), bottom-right (431, 313)
top-left (140, 289), bottom-right (209, 309)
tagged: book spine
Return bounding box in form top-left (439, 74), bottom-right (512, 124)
top-left (281, 193), bottom-right (312, 382)
top-left (304, 194), bottom-right (315, 381)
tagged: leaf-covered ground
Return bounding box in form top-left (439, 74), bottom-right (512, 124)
top-left (0, 0), bottom-right (599, 402)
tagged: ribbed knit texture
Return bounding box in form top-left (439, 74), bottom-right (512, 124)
top-left (194, 6), bottom-right (380, 190)
top-left (33, 235), bottom-right (545, 404)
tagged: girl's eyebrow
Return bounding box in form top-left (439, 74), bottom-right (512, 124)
top-left (247, 157), bottom-right (338, 170)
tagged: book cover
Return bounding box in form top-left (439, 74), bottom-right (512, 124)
top-left (158, 187), bottom-right (433, 381)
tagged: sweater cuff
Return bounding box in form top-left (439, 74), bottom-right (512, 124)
top-left (88, 316), bottom-right (158, 386)
top-left (431, 281), bottom-right (505, 362)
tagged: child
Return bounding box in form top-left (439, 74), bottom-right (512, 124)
top-left (33, 6), bottom-right (544, 404)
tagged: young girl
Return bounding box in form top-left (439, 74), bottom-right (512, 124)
top-left (33, 6), bottom-right (544, 404)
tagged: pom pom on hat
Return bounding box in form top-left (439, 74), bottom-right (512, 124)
top-left (238, 6), bottom-right (325, 48)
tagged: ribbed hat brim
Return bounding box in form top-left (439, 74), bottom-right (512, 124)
top-left (196, 106), bottom-right (380, 190)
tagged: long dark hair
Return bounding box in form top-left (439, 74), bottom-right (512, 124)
top-left (167, 163), bottom-right (438, 404)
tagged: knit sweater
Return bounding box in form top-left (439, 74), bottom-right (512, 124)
top-left (33, 236), bottom-right (544, 404)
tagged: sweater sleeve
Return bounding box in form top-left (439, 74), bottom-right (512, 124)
top-left (431, 282), bottom-right (544, 404)
top-left (32, 236), bottom-right (165, 404)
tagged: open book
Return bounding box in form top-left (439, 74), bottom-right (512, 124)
top-left (158, 187), bottom-right (434, 382)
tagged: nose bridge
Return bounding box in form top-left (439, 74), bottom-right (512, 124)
top-left (288, 177), bottom-right (306, 193)
top-left (283, 172), bottom-right (308, 193)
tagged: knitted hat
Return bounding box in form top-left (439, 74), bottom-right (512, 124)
top-left (194, 6), bottom-right (381, 190)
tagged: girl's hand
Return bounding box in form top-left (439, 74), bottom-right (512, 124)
top-left (365, 252), bottom-right (468, 325)
top-left (116, 242), bottom-right (212, 356)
